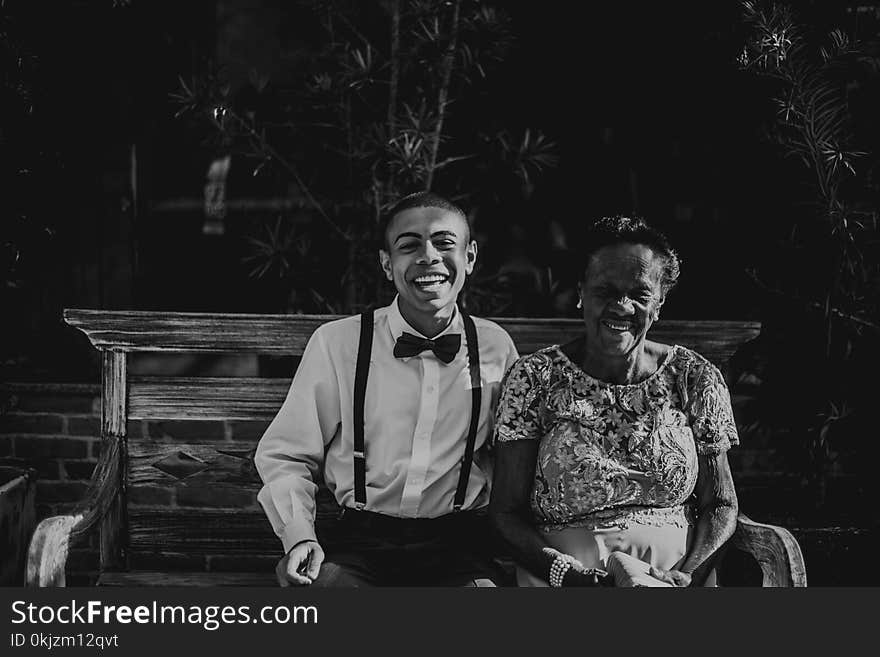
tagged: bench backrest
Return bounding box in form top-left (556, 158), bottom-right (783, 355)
top-left (65, 309), bottom-right (760, 573)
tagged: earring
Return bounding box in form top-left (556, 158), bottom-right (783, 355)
top-left (576, 297), bottom-right (583, 310)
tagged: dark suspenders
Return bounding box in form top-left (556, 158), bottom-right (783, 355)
top-left (352, 310), bottom-right (482, 514)
top-left (454, 312), bottom-right (481, 511)
top-left (352, 309), bottom-right (374, 510)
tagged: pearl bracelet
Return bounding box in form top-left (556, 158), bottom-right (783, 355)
top-left (548, 553), bottom-right (576, 588)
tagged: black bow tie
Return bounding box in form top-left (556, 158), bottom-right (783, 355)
top-left (393, 332), bottom-right (461, 364)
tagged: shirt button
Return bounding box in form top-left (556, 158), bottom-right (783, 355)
top-left (427, 386), bottom-right (435, 393)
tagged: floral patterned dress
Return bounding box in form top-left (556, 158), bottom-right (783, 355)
top-left (494, 344), bottom-right (738, 586)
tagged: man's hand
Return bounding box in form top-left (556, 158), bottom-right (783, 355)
top-left (276, 540), bottom-right (325, 586)
top-left (649, 566), bottom-right (692, 587)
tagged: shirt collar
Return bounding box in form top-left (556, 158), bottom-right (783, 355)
top-left (387, 295), bottom-right (463, 347)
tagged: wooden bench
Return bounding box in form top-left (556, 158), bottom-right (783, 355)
top-left (25, 310), bottom-right (807, 587)
top-left (1, 466), bottom-right (37, 586)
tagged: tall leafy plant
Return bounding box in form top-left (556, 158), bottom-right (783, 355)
top-left (1, 4), bottom-right (53, 372)
top-left (739, 1), bottom-right (879, 340)
top-left (172, 0), bottom-right (557, 314)
top-left (737, 1), bottom-right (880, 510)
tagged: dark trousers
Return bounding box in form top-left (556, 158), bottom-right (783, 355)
top-left (312, 509), bottom-right (503, 587)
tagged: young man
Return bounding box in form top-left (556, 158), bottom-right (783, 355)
top-left (255, 192), bottom-right (519, 586)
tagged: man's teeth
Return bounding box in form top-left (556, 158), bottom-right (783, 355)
top-left (414, 274), bottom-right (448, 284)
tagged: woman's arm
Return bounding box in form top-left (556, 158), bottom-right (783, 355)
top-left (652, 359), bottom-right (741, 587)
top-left (489, 440), bottom-right (549, 578)
top-left (658, 451), bottom-right (738, 586)
top-left (489, 440), bottom-right (603, 586)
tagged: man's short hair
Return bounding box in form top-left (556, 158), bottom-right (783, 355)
top-left (379, 191), bottom-right (471, 250)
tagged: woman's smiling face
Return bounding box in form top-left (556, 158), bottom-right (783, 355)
top-left (579, 242), bottom-right (666, 359)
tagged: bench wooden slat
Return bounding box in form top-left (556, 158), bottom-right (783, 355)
top-left (501, 319), bottom-right (760, 363)
top-left (98, 571), bottom-right (276, 586)
top-left (128, 505), bottom-right (354, 557)
top-left (129, 377), bottom-right (290, 420)
top-left (128, 438), bottom-right (262, 487)
top-left (64, 309), bottom-right (326, 355)
top-left (129, 509), bottom-right (277, 554)
top-left (65, 309), bottom-right (760, 360)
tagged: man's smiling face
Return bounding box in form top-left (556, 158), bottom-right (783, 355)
top-left (379, 205), bottom-right (476, 326)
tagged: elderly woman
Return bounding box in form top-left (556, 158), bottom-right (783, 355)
top-left (489, 216), bottom-right (739, 587)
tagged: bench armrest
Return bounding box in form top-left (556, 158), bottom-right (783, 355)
top-left (25, 438), bottom-right (122, 587)
top-left (730, 513), bottom-right (807, 587)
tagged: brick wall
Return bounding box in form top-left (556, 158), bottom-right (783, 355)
top-left (0, 384), bottom-right (102, 516)
top-left (1, 382), bottom-right (874, 585)
top-left (1, 384), bottom-right (102, 583)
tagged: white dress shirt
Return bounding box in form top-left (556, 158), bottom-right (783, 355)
top-left (255, 297), bottom-right (519, 553)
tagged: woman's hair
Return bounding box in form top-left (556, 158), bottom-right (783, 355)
top-left (581, 215), bottom-right (681, 294)
top-left (379, 191), bottom-right (470, 250)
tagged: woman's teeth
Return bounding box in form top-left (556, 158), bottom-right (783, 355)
top-left (602, 319), bottom-right (632, 331)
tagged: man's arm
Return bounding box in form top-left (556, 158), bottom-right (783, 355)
top-left (254, 327), bottom-right (342, 584)
top-left (503, 331), bottom-right (520, 374)
top-left (484, 330), bottom-right (519, 448)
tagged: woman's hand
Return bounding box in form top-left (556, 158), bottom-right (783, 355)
top-left (563, 567), bottom-right (614, 587)
top-left (542, 546), bottom-right (612, 587)
top-left (649, 566), bottom-right (692, 587)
